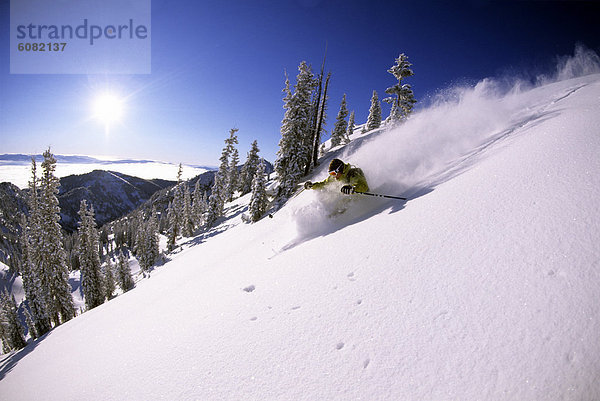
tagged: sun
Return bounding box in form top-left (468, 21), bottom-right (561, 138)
top-left (92, 93), bottom-right (124, 125)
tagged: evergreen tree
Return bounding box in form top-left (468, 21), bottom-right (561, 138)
top-left (135, 211), bottom-right (159, 274)
top-left (134, 221), bottom-right (148, 272)
top-left (23, 305), bottom-right (37, 340)
top-left (239, 140), bottom-right (261, 196)
top-left (192, 181), bottom-right (207, 228)
top-left (331, 94), bottom-right (350, 147)
top-left (20, 163), bottom-right (52, 337)
top-left (167, 165), bottom-right (184, 251)
top-left (275, 62), bottom-right (316, 198)
top-left (99, 228), bottom-right (109, 258)
top-left (397, 84), bottom-right (417, 119)
top-left (205, 176), bottom-right (225, 229)
top-left (104, 257), bottom-right (116, 300)
top-left (181, 183), bottom-right (194, 237)
top-left (158, 210), bottom-right (169, 235)
top-left (147, 209), bottom-right (160, 265)
top-left (385, 99), bottom-right (403, 124)
top-left (38, 149), bottom-right (75, 325)
top-left (64, 232), bottom-right (80, 271)
top-left (116, 251), bottom-right (135, 292)
top-left (77, 200), bottom-right (104, 311)
top-left (366, 90), bottom-right (382, 131)
top-left (227, 137), bottom-right (240, 202)
top-left (206, 129), bottom-right (238, 228)
top-left (0, 291), bottom-right (27, 351)
top-left (347, 110), bottom-right (356, 138)
top-left (165, 201), bottom-right (175, 249)
top-left (113, 221), bottom-right (127, 250)
top-left (125, 214), bottom-right (139, 249)
top-left (385, 53), bottom-right (417, 122)
top-left (248, 160), bottom-right (269, 222)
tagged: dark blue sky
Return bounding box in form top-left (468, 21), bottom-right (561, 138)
top-left (1, 0), bottom-right (599, 166)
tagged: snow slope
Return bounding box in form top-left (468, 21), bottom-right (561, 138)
top-left (1, 71), bottom-right (599, 400)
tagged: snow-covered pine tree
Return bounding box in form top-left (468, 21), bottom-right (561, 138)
top-left (192, 181), bottom-right (207, 228)
top-left (239, 140), bottom-right (261, 196)
top-left (331, 94), bottom-right (350, 147)
top-left (147, 209), bottom-right (160, 266)
top-left (134, 221), bottom-right (148, 271)
top-left (99, 227), bottom-right (109, 258)
top-left (206, 129), bottom-right (238, 228)
top-left (104, 257), bottom-right (115, 300)
top-left (158, 210), bottom-right (169, 236)
top-left (205, 177), bottom-right (224, 229)
top-left (77, 200), bottom-right (105, 311)
top-left (248, 159), bottom-right (269, 222)
top-left (20, 160), bottom-right (52, 337)
top-left (385, 53), bottom-right (417, 122)
top-left (167, 165), bottom-right (184, 251)
top-left (384, 98), bottom-right (403, 124)
top-left (125, 214), bottom-right (140, 250)
top-left (275, 62), bottom-right (316, 198)
top-left (347, 110), bottom-right (356, 138)
top-left (182, 182), bottom-right (194, 237)
top-left (226, 133), bottom-right (240, 202)
top-left (116, 250), bottom-right (134, 292)
top-left (366, 90), bottom-right (382, 132)
top-left (274, 74), bottom-right (293, 190)
top-left (397, 84), bottom-right (417, 119)
top-left (165, 201), bottom-right (174, 241)
top-left (112, 220), bottom-right (126, 250)
top-left (63, 232), bottom-right (79, 271)
top-left (0, 291), bottom-right (27, 351)
top-left (23, 305), bottom-right (37, 340)
top-left (38, 149), bottom-right (75, 325)
top-left (136, 210), bottom-right (158, 274)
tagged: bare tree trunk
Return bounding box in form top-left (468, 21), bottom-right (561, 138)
top-left (312, 72), bottom-right (330, 168)
top-left (304, 45), bottom-right (328, 176)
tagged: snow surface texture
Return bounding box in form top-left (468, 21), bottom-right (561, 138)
top-left (1, 65), bottom-right (600, 399)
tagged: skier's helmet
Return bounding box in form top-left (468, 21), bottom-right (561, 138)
top-left (328, 159), bottom-right (344, 175)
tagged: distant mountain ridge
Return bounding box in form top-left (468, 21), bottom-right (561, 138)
top-left (57, 170), bottom-right (175, 232)
top-left (0, 154), bottom-right (215, 170)
top-left (0, 154), bottom-right (216, 189)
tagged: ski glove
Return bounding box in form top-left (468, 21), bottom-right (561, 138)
top-left (341, 185), bottom-right (355, 195)
top-left (304, 181), bottom-right (313, 189)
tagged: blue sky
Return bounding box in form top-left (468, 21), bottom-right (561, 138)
top-left (1, 0), bottom-right (599, 167)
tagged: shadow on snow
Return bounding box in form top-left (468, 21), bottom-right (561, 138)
top-left (0, 331), bottom-right (50, 381)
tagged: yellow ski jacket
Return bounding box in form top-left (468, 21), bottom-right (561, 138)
top-left (311, 163), bottom-right (369, 193)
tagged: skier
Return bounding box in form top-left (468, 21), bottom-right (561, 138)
top-left (304, 158), bottom-right (369, 195)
